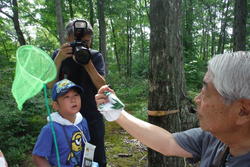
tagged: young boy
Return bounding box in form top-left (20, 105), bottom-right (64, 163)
top-left (32, 79), bottom-right (90, 166)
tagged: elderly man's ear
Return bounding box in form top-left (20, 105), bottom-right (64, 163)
top-left (236, 99), bottom-right (250, 125)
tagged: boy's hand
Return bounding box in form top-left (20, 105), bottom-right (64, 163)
top-left (95, 85), bottom-right (124, 122)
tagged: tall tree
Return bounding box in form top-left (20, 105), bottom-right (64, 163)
top-left (67, 0), bottom-right (74, 19)
top-left (55, 0), bottom-right (65, 44)
top-left (126, 7), bottom-right (132, 77)
top-left (88, 0), bottom-right (95, 27)
top-left (97, 0), bottom-right (107, 73)
top-left (148, 0), bottom-right (185, 166)
top-left (217, 0), bottom-right (230, 54)
top-left (233, 0), bottom-right (247, 51)
top-left (110, 18), bottom-right (121, 73)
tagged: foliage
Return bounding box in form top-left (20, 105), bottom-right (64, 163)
top-left (0, 67), bottom-right (47, 166)
top-left (107, 74), bottom-right (148, 121)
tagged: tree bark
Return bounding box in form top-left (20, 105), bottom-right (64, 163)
top-left (67, 0), bottom-right (74, 19)
top-left (55, 0), bottom-right (65, 44)
top-left (88, 0), bottom-right (95, 27)
top-left (148, 0), bottom-right (185, 166)
top-left (97, 0), bottom-right (107, 74)
top-left (233, 0), bottom-right (247, 51)
top-left (126, 7), bottom-right (132, 77)
top-left (138, 0), bottom-right (145, 60)
top-left (183, 0), bottom-right (194, 59)
top-left (217, 0), bottom-right (230, 54)
top-left (12, 0), bottom-right (26, 45)
top-left (110, 19), bottom-right (121, 74)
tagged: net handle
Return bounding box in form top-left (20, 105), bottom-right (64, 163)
top-left (43, 84), bottom-right (61, 167)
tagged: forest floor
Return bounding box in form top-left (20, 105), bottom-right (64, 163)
top-left (105, 121), bottom-right (147, 167)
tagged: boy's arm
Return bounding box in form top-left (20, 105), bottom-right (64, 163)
top-left (32, 155), bottom-right (51, 167)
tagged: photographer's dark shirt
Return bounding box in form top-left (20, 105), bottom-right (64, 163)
top-left (52, 49), bottom-right (105, 121)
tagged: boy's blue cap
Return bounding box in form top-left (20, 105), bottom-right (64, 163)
top-left (52, 79), bottom-right (83, 101)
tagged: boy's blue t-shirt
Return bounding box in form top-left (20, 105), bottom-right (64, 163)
top-left (33, 115), bottom-right (90, 166)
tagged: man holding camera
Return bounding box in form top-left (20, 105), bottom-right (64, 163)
top-left (48, 19), bottom-right (106, 167)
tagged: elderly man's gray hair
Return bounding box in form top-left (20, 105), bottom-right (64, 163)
top-left (208, 51), bottom-right (250, 104)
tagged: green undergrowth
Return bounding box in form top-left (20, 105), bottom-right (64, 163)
top-left (107, 76), bottom-right (148, 121)
top-left (0, 67), bottom-right (47, 166)
top-left (105, 76), bottom-right (148, 166)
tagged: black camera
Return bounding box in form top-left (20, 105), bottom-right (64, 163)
top-left (70, 20), bottom-right (91, 65)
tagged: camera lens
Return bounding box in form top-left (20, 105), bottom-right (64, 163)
top-left (74, 46), bottom-right (91, 65)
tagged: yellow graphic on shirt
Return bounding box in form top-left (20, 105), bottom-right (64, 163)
top-left (67, 131), bottom-right (83, 166)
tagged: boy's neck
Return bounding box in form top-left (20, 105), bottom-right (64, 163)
top-left (59, 113), bottom-right (76, 123)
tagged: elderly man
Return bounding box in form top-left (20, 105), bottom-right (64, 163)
top-left (95, 51), bottom-right (250, 166)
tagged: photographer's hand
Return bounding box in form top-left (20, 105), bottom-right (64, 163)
top-left (57, 43), bottom-right (73, 62)
top-left (47, 43), bottom-right (73, 88)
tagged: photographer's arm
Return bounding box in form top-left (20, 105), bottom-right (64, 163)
top-left (83, 60), bottom-right (106, 89)
top-left (47, 44), bottom-right (73, 88)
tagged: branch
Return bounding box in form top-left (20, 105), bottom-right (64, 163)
top-left (0, 9), bottom-right (13, 19)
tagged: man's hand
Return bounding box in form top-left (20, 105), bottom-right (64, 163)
top-left (95, 85), bottom-right (114, 106)
top-left (95, 85), bottom-right (124, 121)
top-left (56, 43), bottom-right (73, 62)
top-left (47, 43), bottom-right (73, 88)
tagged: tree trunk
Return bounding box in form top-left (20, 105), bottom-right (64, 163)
top-left (144, 0), bottom-right (150, 20)
top-left (126, 8), bottom-right (132, 77)
top-left (148, 0), bottom-right (185, 166)
top-left (183, 0), bottom-right (194, 59)
top-left (55, 0), bottom-right (65, 44)
top-left (88, 0), bottom-right (95, 27)
top-left (208, 5), bottom-right (216, 56)
top-left (217, 0), bottom-right (230, 54)
top-left (233, 0), bottom-right (247, 51)
top-left (67, 0), bottom-right (74, 19)
top-left (12, 0), bottom-right (26, 45)
top-left (138, 0), bottom-right (145, 60)
top-left (110, 19), bottom-right (121, 74)
top-left (97, 0), bottom-right (107, 74)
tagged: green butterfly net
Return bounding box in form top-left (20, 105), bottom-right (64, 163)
top-left (12, 45), bottom-right (56, 110)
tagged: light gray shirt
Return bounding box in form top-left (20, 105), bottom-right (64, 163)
top-left (173, 128), bottom-right (250, 167)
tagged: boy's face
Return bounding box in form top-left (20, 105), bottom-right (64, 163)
top-left (53, 89), bottom-right (81, 116)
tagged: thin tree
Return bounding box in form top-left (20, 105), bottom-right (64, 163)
top-left (233, 0), bottom-right (247, 51)
top-left (97, 0), bottom-right (107, 74)
top-left (217, 0), bottom-right (230, 54)
top-left (55, 0), bottom-right (65, 44)
top-left (87, 0), bottom-right (95, 27)
top-left (67, 0), bottom-right (74, 19)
